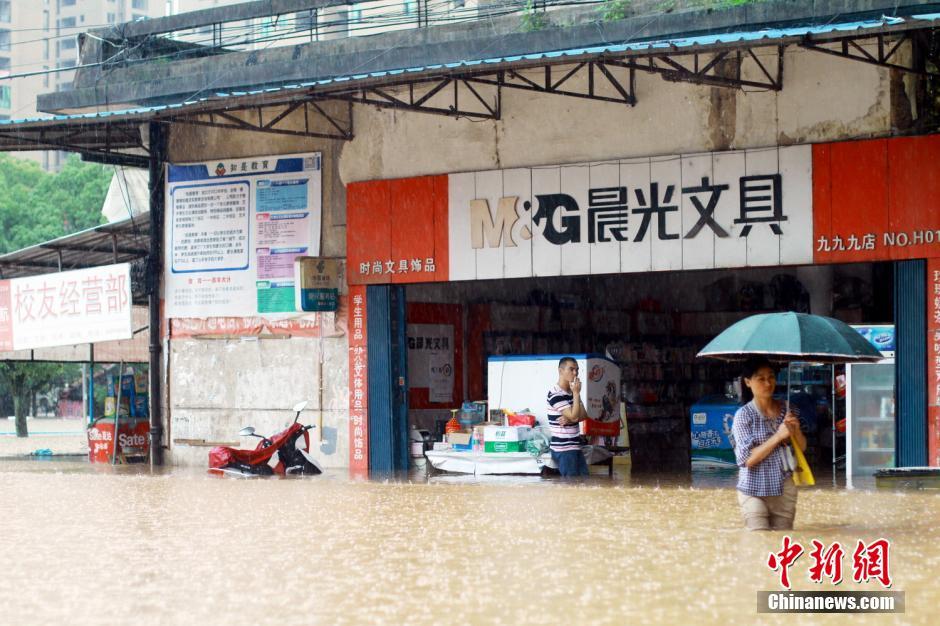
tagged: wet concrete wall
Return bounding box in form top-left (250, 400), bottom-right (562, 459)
top-left (339, 44), bottom-right (894, 183)
top-left (164, 105), bottom-right (349, 468)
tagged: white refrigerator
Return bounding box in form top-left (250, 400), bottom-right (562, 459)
top-left (845, 325), bottom-right (896, 487)
top-left (487, 354), bottom-right (621, 426)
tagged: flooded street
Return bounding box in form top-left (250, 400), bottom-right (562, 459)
top-left (1, 462), bottom-right (937, 625)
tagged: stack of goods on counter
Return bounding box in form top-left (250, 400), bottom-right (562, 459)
top-left (88, 369), bottom-right (150, 463)
top-left (440, 402), bottom-right (542, 454)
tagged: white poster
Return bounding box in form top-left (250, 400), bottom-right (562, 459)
top-left (406, 323), bottom-right (454, 402)
top-left (4, 263), bottom-right (133, 351)
top-left (165, 153), bottom-right (322, 317)
top-left (428, 350), bottom-right (454, 403)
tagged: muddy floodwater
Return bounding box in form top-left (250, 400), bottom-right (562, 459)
top-left (1, 461), bottom-right (937, 625)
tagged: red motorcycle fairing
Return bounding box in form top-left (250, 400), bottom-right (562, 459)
top-left (273, 429), bottom-right (311, 475)
top-left (208, 422), bottom-right (305, 476)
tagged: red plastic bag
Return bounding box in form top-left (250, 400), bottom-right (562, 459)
top-left (508, 413), bottom-right (536, 427)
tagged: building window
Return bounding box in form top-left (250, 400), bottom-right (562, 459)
top-left (0, 115), bottom-right (10, 121)
top-left (61, 38), bottom-right (76, 50)
top-left (349, 8), bottom-right (362, 24)
top-left (0, 30), bottom-right (9, 51)
top-left (0, 2), bottom-right (11, 24)
top-left (44, 66), bottom-right (50, 88)
top-left (0, 57), bottom-right (8, 71)
top-left (60, 16), bottom-right (76, 29)
top-left (43, 39), bottom-right (49, 60)
top-left (404, 1), bottom-right (417, 15)
top-left (132, 0), bottom-right (148, 9)
top-left (107, 13), bottom-right (116, 23)
top-left (295, 10), bottom-right (315, 31)
top-left (0, 86), bottom-right (11, 110)
top-left (59, 58), bottom-right (76, 68)
top-left (43, 10), bottom-right (50, 31)
top-left (61, 0), bottom-right (77, 7)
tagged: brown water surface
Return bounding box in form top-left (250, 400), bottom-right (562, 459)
top-left (1, 461), bottom-right (936, 625)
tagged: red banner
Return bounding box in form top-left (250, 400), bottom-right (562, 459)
top-left (348, 285), bottom-right (369, 475)
top-left (169, 298), bottom-right (347, 339)
top-left (0, 280), bottom-right (12, 352)
top-left (928, 259), bottom-right (940, 466)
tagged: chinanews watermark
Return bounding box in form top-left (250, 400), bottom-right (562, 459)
top-left (758, 536), bottom-right (904, 614)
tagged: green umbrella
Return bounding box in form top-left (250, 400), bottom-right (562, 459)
top-left (697, 311), bottom-right (883, 488)
top-left (696, 312), bottom-right (884, 364)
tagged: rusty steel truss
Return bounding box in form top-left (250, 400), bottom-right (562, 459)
top-left (2, 24), bottom-right (938, 165)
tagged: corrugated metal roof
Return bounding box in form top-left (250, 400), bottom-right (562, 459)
top-left (0, 13), bottom-right (935, 128)
top-left (0, 212), bottom-right (150, 281)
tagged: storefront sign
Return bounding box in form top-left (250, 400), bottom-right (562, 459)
top-left (813, 136), bottom-right (940, 264)
top-left (348, 285), bottom-right (369, 473)
top-left (347, 146), bottom-right (813, 284)
top-left (294, 257), bottom-right (340, 312)
top-left (1, 264), bottom-right (132, 351)
top-left (928, 259), bottom-right (940, 466)
top-left (165, 153), bottom-right (322, 317)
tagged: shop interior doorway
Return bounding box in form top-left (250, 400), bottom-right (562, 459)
top-left (402, 262), bottom-right (894, 477)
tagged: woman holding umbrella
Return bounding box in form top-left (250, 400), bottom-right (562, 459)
top-left (731, 357), bottom-right (807, 531)
top-left (699, 311), bottom-right (884, 531)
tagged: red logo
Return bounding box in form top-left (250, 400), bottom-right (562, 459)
top-left (215, 163), bottom-right (226, 176)
top-left (768, 536), bottom-right (892, 589)
top-left (767, 535), bottom-right (804, 589)
top-left (588, 364), bottom-right (605, 382)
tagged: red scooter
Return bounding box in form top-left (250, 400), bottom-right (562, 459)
top-left (208, 401), bottom-right (323, 477)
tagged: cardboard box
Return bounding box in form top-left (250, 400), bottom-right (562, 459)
top-left (104, 396), bottom-right (131, 418)
top-left (483, 425), bottom-right (532, 443)
top-left (447, 432), bottom-right (472, 451)
top-left (485, 440), bottom-right (527, 453)
top-left (120, 374), bottom-right (136, 399)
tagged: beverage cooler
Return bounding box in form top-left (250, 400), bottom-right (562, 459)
top-left (845, 325), bottom-right (896, 487)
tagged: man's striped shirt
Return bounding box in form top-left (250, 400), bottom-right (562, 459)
top-left (547, 384), bottom-right (582, 452)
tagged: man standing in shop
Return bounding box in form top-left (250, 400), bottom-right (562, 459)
top-left (547, 357), bottom-right (589, 477)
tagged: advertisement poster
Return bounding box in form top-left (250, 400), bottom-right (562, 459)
top-left (407, 323), bottom-right (454, 402)
top-left (165, 153), bottom-right (322, 317)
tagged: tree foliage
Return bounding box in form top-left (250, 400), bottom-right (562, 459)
top-left (0, 154), bottom-right (112, 255)
top-left (0, 362), bottom-right (68, 437)
top-left (0, 155), bottom-right (111, 435)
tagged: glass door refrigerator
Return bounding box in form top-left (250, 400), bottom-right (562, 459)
top-left (845, 325), bottom-right (896, 488)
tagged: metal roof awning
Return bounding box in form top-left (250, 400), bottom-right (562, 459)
top-left (0, 212), bottom-right (150, 282)
top-left (0, 12), bottom-right (937, 162)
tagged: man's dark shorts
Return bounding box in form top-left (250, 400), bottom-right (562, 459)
top-left (551, 449), bottom-right (589, 477)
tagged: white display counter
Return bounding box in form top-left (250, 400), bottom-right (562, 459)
top-left (425, 446), bottom-right (614, 476)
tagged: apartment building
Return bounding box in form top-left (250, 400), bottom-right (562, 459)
top-left (1, 1), bottom-right (168, 169)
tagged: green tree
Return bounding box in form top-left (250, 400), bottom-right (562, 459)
top-left (0, 154), bottom-right (112, 255)
top-left (0, 362), bottom-right (67, 437)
